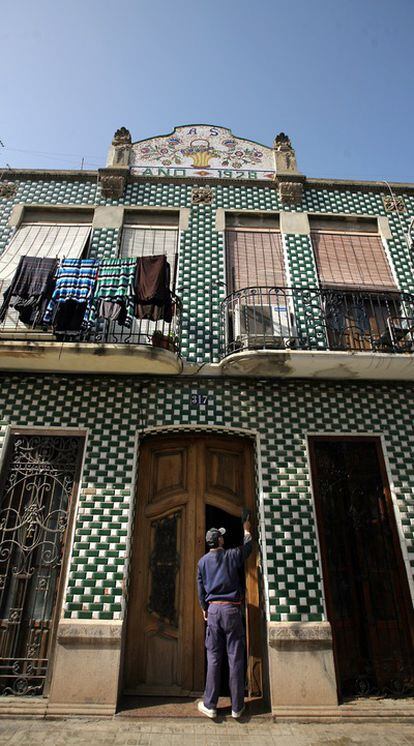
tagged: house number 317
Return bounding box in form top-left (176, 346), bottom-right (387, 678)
top-left (191, 394), bottom-right (209, 406)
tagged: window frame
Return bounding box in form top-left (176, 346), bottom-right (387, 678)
top-left (120, 210), bottom-right (180, 292)
top-left (310, 216), bottom-right (398, 293)
top-left (224, 211), bottom-right (283, 294)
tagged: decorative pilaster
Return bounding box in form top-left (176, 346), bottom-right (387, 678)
top-left (273, 132), bottom-right (300, 174)
top-left (100, 127), bottom-right (132, 200)
top-left (273, 132), bottom-right (305, 205)
top-left (106, 127), bottom-right (132, 168)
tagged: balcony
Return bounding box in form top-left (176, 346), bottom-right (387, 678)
top-left (219, 287), bottom-right (414, 380)
top-left (0, 290), bottom-right (182, 375)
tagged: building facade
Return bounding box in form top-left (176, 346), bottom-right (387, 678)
top-left (0, 124), bottom-right (413, 717)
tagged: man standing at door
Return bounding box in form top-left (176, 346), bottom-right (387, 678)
top-left (196, 516), bottom-right (252, 719)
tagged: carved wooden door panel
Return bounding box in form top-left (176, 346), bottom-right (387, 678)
top-left (124, 434), bottom-right (260, 698)
top-left (124, 437), bottom-right (197, 695)
top-left (194, 437), bottom-right (262, 697)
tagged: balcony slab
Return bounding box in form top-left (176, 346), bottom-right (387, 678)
top-left (217, 349), bottom-right (414, 381)
top-left (2, 342), bottom-right (414, 381)
top-left (0, 340), bottom-right (182, 376)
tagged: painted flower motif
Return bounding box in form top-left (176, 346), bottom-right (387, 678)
top-left (168, 137), bottom-right (180, 144)
top-left (223, 140), bottom-right (236, 148)
top-left (141, 147), bottom-right (150, 154)
top-left (235, 151), bottom-right (243, 157)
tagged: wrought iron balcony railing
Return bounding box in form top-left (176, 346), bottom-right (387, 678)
top-left (0, 284), bottom-right (182, 354)
top-left (220, 286), bottom-right (414, 357)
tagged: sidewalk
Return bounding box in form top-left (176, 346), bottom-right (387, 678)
top-left (0, 717), bottom-right (413, 746)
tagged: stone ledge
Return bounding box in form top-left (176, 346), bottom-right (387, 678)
top-left (56, 621), bottom-right (122, 647)
top-left (268, 621), bottom-right (332, 650)
top-left (46, 702), bottom-right (116, 717)
top-left (272, 703), bottom-right (414, 722)
top-left (3, 169), bottom-right (414, 194)
top-left (0, 696), bottom-right (48, 717)
top-left (0, 340), bottom-right (182, 376)
top-left (217, 349), bottom-right (414, 382)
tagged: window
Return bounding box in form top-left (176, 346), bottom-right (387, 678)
top-left (310, 217), bottom-right (402, 351)
top-left (311, 217), bottom-right (396, 291)
top-left (0, 211), bottom-right (92, 284)
top-left (225, 213), bottom-right (284, 291)
top-left (224, 213), bottom-right (295, 350)
top-left (120, 211), bottom-right (179, 289)
top-left (108, 211), bottom-right (181, 345)
top-left (0, 210), bottom-right (92, 332)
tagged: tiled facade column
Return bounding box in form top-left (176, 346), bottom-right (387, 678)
top-left (281, 210), bottom-right (328, 349)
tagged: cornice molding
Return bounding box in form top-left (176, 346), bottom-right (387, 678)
top-left (1, 170), bottom-right (414, 193)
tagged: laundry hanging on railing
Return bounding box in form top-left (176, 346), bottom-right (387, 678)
top-left (0, 253), bottom-right (175, 334)
top-left (92, 258), bottom-right (137, 327)
top-left (0, 255), bottom-right (58, 325)
top-left (134, 254), bottom-right (173, 322)
top-left (43, 258), bottom-right (99, 332)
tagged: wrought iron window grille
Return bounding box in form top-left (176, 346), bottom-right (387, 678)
top-left (0, 434), bottom-right (84, 696)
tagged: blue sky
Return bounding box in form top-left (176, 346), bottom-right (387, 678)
top-left (1, 0), bottom-right (413, 181)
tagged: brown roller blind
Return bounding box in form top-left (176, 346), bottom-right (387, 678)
top-left (226, 230), bottom-right (285, 291)
top-left (312, 232), bottom-right (397, 291)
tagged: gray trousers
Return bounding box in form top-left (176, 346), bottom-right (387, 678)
top-left (203, 603), bottom-right (245, 713)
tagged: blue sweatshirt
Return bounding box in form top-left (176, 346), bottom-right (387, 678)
top-left (197, 533), bottom-right (252, 610)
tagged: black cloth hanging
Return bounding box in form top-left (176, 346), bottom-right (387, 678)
top-left (134, 254), bottom-right (173, 322)
top-left (0, 255), bottom-right (58, 324)
top-left (53, 300), bottom-right (89, 333)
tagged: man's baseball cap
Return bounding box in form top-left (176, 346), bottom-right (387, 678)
top-left (205, 527), bottom-right (226, 546)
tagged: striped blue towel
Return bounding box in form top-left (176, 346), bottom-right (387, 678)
top-left (43, 258), bottom-right (99, 326)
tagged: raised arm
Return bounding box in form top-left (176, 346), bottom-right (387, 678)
top-left (241, 517), bottom-right (253, 561)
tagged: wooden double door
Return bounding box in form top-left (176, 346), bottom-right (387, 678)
top-left (124, 434), bottom-right (262, 697)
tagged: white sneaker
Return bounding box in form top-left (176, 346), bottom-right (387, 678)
top-left (197, 700), bottom-right (217, 719)
top-left (231, 706), bottom-right (245, 719)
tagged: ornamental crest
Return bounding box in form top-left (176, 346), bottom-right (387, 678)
top-left (130, 125), bottom-right (275, 181)
top-left (0, 182), bottom-right (17, 199)
top-left (192, 186), bottom-right (214, 205)
top-left (382, 194), bottom-right (406, 213)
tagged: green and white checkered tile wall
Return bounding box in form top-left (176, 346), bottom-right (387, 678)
top-left (0, 374), bottom-right (413, 623)
top-left (2, 177), bottom-right (414, 360)
top-left (0, 175), bottom-right (414, 626)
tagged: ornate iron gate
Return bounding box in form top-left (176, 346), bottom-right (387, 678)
top-left (0, 433), bottom-right (84, 696)
top-left (310, 438), bottom-right (414, 699)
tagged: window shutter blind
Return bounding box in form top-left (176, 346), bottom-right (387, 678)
top-left (0, 224), bottom-right (91, 283)
top-left (312, 232), bottom-right (397, 291)
top-left (226, 230), bottom-right (286, 291)
top-left (120, 227), bottom-right (178, 269)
